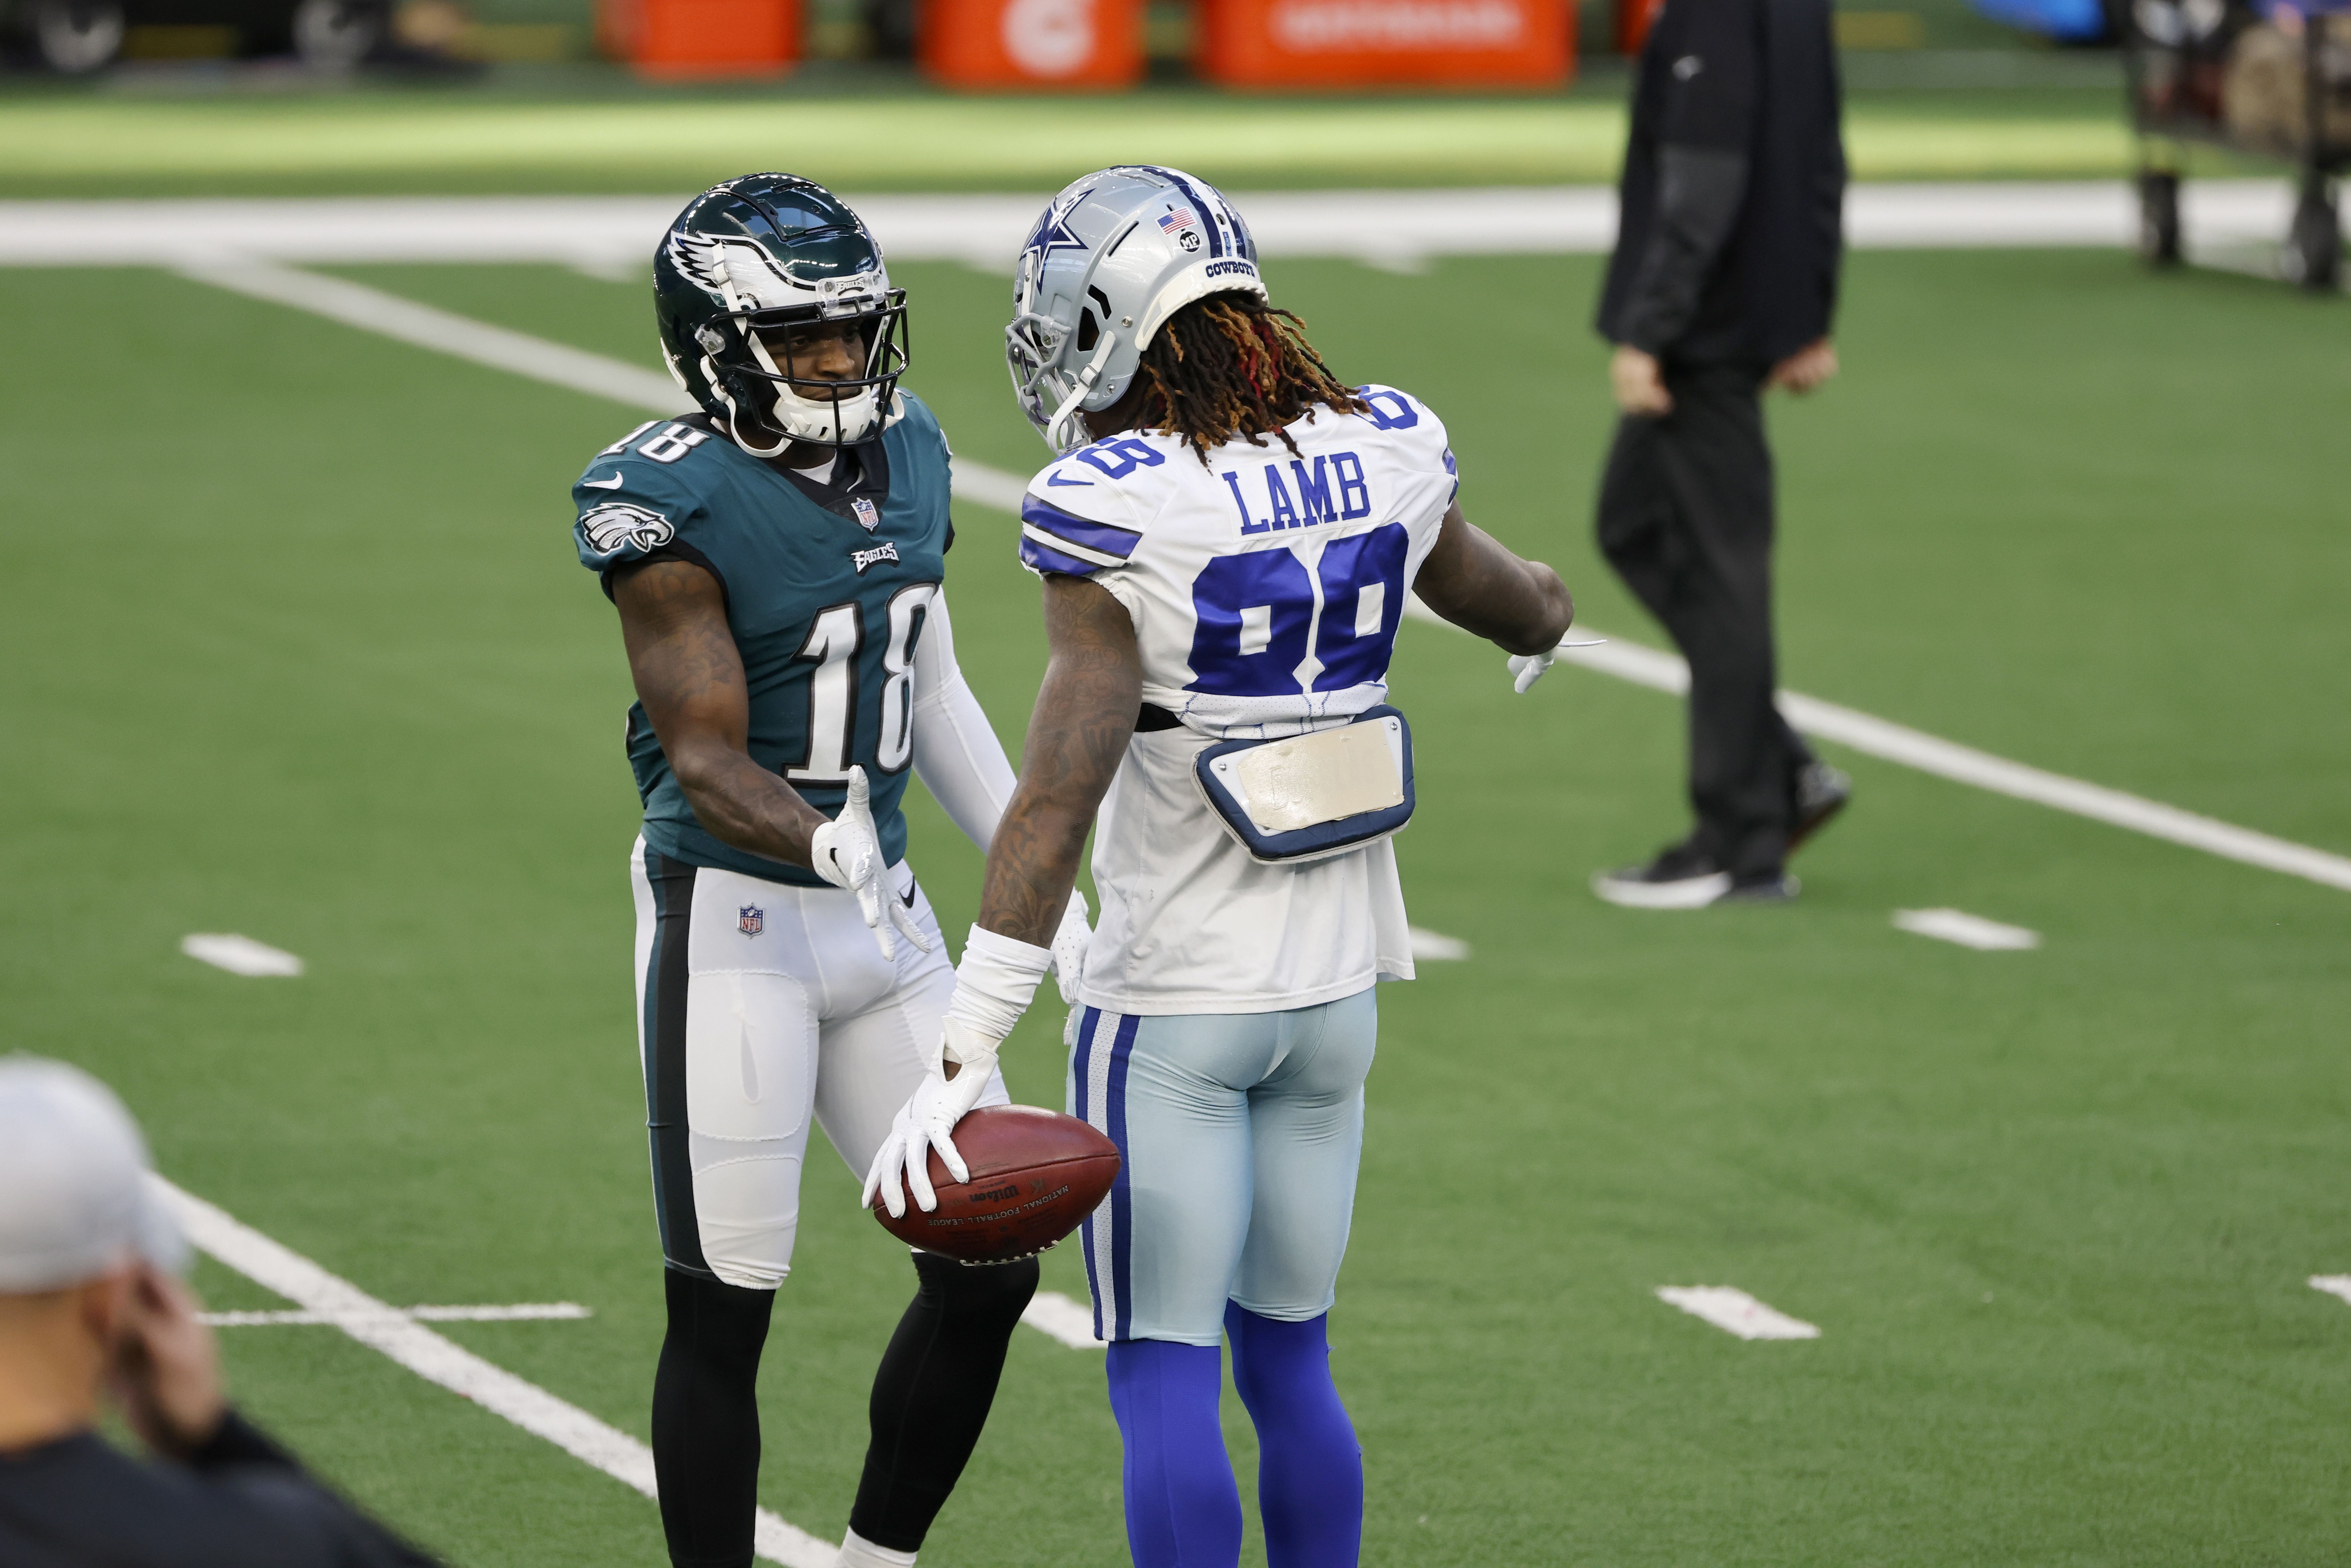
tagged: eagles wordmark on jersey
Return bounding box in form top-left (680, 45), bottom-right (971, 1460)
top-left (583, 173), bottom-right (1078, 1568)
top-left (573, 398), bottom-right (953, 887)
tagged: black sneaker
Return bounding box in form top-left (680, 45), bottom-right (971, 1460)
top-left (1788, 762), bottom-right (1851, 856)
top-left (1591, 842), bottom-right (1733, 909)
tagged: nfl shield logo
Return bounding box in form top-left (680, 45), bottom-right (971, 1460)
top-left (738, 905), bottom-right (763, 937)
top-left (852, 498), bottom-right (880, 532)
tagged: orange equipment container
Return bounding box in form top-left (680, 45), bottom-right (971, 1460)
top-left (597, 0), bottom-right (799, 79)
top-left (920, 0), bottom-right (1144, 88)
top-left (1616, 0), bottom-right (1663, 52)
top-left (1196, 0), bottom-right (1572, 88)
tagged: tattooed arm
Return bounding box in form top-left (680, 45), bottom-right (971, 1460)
top-left (612, 558), bottom-right (828, 869)
top-left (1412, 501), bottom-right (1574, 656)
top-left (974, 574), bottom-right (1143, 946)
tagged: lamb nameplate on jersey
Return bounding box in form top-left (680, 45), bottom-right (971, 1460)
top-left (1194, 706), bottom-right (1416, 864)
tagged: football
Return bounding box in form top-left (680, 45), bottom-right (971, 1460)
top-left (871, 1105), bottom-right (1120, 1264)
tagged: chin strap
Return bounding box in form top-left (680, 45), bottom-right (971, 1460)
top-left (702, 351), bottom-right (793, 459)
top-left (1043, 330), bottom-right (1122, 456)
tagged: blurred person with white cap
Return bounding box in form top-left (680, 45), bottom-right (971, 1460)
top-left (0, 1056), bottom-right (442, 1567)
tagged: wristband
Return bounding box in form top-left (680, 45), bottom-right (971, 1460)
top-left (938, 925), bottom-right (1053, 1069)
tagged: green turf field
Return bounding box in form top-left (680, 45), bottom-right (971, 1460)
top-left (0, 83), bottom-right (2186, 196)
top-left (3, 240), bottom-right (2348, 1566)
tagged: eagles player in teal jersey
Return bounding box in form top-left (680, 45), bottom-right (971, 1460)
top-left (572, 175), bottom-right (1087, 1568)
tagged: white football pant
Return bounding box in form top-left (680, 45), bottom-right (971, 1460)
top-left (629, 837), bottom-right (1010, 1291)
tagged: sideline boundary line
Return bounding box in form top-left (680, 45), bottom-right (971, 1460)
top-left (9, 182), bottom-right (2337, 271)
top-left (156, 1175), bottom-right (836, 1568)
top-left (173, 260), bottom-right (2351, 897)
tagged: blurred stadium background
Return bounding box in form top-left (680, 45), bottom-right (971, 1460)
top-left (3, 0), bottom-right (2347, 1563)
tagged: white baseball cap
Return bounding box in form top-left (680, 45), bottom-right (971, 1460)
top-left (0, 1056), bottom-right (188, 1293)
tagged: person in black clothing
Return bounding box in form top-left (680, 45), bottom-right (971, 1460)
top-left (1589, 0), bottom-right (1854, 907)
top-left (0, 1057), bottom-right (440, 1568)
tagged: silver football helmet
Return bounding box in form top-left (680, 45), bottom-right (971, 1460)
top-left (1006, 165), bottom-right (1267, 456)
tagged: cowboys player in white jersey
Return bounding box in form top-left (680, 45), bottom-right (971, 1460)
top-left (573, 175), bottom-right (1085, 1568)
top-left (858, 167), bottom-right (1575, 1567)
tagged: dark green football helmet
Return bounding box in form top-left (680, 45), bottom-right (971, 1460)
top-left (654, 174), bottom-right (910, 458)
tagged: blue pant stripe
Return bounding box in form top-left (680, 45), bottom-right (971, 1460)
top-left (1072, 1006), bottom-right (1105, 1341)
top-left (1105, 1011), bottom-right (1142, 1341)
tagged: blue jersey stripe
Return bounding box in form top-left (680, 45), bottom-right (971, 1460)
top-left (1105, 1011), bottom-right (1141, 1341)
top-left (1019, 535), bottom-right (1108, 577)
top-left (1020, 494), bottom-right (1144, 560)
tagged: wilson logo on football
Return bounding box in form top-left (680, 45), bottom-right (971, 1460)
top-left (579, 503), bottom-right (675, 557)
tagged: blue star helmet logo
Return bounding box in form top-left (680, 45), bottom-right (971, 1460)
top-left (1019, 187), bottom-right (1094, 278)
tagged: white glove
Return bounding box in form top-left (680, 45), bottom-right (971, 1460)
top-left (863, 1022), bottom-right (999, 1219)
top-left (1051, 890), bottom-right (1092, 1005)
top-left (1508, 650), bottom-right (1555, 694)
top-left (810, 766), bottom-right (931, 962)
top-left (860, 927), bottom-right (1052, 1218)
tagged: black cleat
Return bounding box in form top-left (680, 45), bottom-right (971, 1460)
top-left (1788, 761), bottom-right (1851, 856)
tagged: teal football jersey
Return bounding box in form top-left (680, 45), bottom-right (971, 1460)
top-left (572, 396), bottom-right (955, 887)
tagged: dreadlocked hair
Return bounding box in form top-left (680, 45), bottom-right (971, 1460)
top-left (1134, 292), bottom-right (1369, 462)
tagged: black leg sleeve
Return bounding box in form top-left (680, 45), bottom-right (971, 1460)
top-left (652, 1267), bottom-right (777, 1568)
top-left (848, 1253), bottom-right (1040, 1552)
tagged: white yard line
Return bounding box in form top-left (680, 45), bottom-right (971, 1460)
top-left (1398, 597), bottom-right (2351, 896)
top-left (181, 933), bottom-right (304, 977)
top-left (2, 182), bottom-right (2337, 271)
top-left (1769, 690), bottom-right (2351, 894)
top-left (2310, 1275), bottom-right (2351, 1307)
top-left (202, 1302), bottom-right (592, 1326)
top-left (159, 263), bottom-right (2351, 899)
top-left (156, 1176), bottom-right (835, 1568)
top-left (1020, 1290), bottom-right (1103, 1349)
top-left (181, 259), bottom-right (685, 411)
top-left (1656, 1285), bottom-right (1821, 1341)
top-left (1892, 908), bottom-right (2042, 951)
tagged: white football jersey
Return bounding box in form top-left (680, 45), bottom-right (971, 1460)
top-left (1018, 385), bottom-right (1457, 1015)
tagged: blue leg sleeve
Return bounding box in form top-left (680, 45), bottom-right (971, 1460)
top-left (1105, 1339), bottom-right (1244, 1568)
top-left (1225, 1305), bottom-right (1364, 1568)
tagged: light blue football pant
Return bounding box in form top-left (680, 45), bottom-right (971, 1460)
top-left (1066, 990), bottom-right (1378, 1346)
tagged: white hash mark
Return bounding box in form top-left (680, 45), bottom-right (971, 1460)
top-left (1656, 1285), bottom-right (1822, 1341)
top-left (181, 934), bottom-right (304, 977)
top-left (1408, 927), bottom-right (1470, 961)
top-left (1892, 908), bottom-right (2042, 951)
